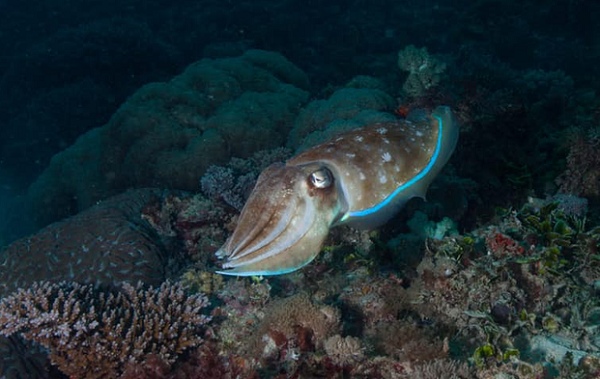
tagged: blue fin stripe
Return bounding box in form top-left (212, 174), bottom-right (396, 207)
top-left (342, 115), bottom-right (444, 220)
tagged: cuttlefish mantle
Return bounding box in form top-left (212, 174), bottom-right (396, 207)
top-left (216, 106), bottom-right (459, 276)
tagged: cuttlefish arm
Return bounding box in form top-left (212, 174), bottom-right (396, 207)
top-left (216, 106), bottom-right (458, 276)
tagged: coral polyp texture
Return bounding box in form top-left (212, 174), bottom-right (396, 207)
top-left (27, 49), bottom-right (310, 227)
top-left (0, 280), bottom-right (211, 379)
top-left (0, 188), bottom-right (170, 298)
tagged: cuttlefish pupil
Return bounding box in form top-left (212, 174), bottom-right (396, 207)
top-left (216, 106), bottom-right (459, 276)
top-left (309, 167), bottom-right (333, 189)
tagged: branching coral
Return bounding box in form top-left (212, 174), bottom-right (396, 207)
top-left (0, 281), bottom-right (211, 379)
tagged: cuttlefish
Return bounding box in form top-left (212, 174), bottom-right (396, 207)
top-left (216, 106), bottom-right (459, 276)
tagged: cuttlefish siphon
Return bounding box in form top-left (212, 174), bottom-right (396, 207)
top-left (216, 106), bottom-right (459, 276)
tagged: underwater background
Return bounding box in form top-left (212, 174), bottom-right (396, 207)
top-left (0, 0), bottom-right (599, 377)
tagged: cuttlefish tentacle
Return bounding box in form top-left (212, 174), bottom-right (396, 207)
top-left (215, 163), bottom-right (342, 276)
top-left (216, 106), bottom-right (458, 276)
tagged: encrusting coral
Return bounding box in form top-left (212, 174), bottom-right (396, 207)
top-left (247, 292), bottom-right (341, 360)
top-left (0, 281), bottom-right (211, 379)
top-left (410, 359), bottom-right (474, 379)
top-left (323, 335), bottom-right (365, 366)
top-left (369, 321), bottom-right (448, 364)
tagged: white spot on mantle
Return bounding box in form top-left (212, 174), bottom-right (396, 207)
top-left (382, 152), bottom-right (392, 162)
top-left (379, 174), bottom-right (388, 184)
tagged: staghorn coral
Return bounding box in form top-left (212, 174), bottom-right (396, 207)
top-left (27, 49), bottom-right (310, 227)
top-left (397, 45), bottom-right (446, 98)
top-left (0, 280), bottom-right (210, 379)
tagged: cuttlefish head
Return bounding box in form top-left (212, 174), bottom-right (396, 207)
top-left (215, 162), bottom-right (344, 276)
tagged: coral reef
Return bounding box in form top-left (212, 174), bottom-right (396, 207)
top-left (27, 50), bottom-right (310, 227)
top-left (0, 335), bottom-right (51, 379)
top-left (557, 133), bottom-right (600, 198)
top-left (1, 0), bottom-right (600, 377)
top-left (0, 188), bottom-right (171, 298)
top-left (369, 321), bottom-right (448, 364)
top-left (180, 268), bottom-right (224, 295)
top-left (410, 359), bottom-right (474, 379)
top-left (406, 211), bottom-right (457, 240)
top-left (200, 147), bottom-right (292, 211)
top-left (250, 293), bottom-right (341, 357)
top-left (140, 191), bottom-right (230, 264)
top-left (323, 335), bottom-right (365, 366)
top-left (120, 343), bottom-right (254, 379)
top-left (287, 77), bottom-right (395, 150)
top-left (0, 281), bottom-right (211, 379)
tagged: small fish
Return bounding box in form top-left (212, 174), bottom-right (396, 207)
top-left (216, 106), bottom-right (459, 276)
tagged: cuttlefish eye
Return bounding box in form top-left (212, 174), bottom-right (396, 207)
top-left (309, 167), bottom-right (333, 188)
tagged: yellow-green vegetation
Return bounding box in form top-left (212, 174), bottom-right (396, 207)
top-left (472, 344), bottom-right (496, 368)
top-left (434, 235), bottom-right (475, 261)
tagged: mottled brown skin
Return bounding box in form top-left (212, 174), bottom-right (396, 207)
top-left (217, 106), bottom-right (458, 276)
top-left (289, 116), bottom-right (439, 217)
